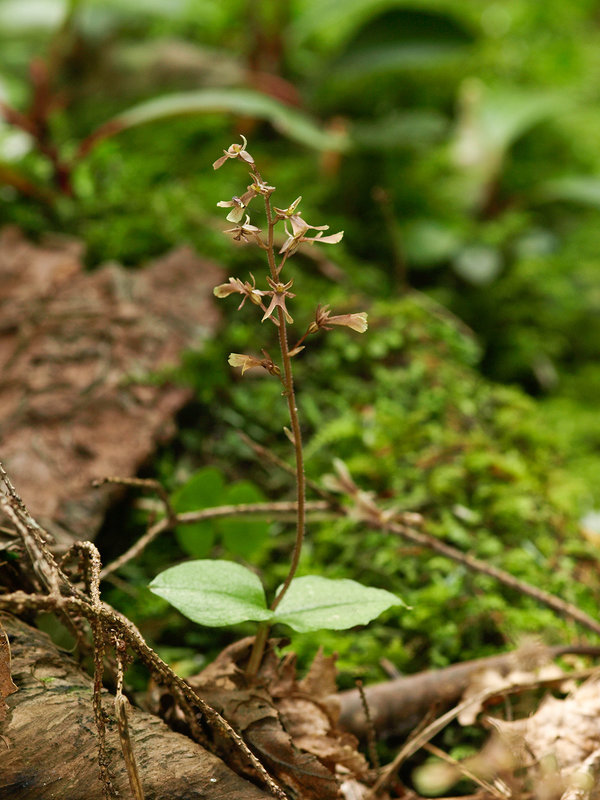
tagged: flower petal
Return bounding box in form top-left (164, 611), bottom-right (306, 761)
top-left (226, 206), bottom-right (246, 223)
top-left (228, 353), bottom-right (262, 374)
top-left (318, 231), bottom-right (344, 244)
top-left (213, 154), bottom-right (229, 170)
top-left (328, 312), bottom-right (368, 333)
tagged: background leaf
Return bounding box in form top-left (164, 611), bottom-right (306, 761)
top-left (149, 559), bottom-right (272, 627)
top-left (218, 481), bottom-right (270, 559)
top-left (171, 467), bottom-right (225, 558)
top-left (537, 176), bottom-right (600, 208)
top-left (452, 244), bottom-right (503, 285)
top-left (327, 7), bottom-right (473, 83)
top-left (97, 88), bottom-right (349, 152)
top-left (272, 575), bottom-right (405, 633)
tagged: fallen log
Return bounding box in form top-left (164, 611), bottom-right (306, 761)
top-left (0, 613), bottom-right (273, 800)
top-left (0, 227), bottom-right (223, 545)
top-left (337, 643), bottom-right (600, 740)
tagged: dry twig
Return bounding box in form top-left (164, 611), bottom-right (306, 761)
top-left (99, 499), bottom-right (329, 579)
top-left (114, 637), bottom-right (145, 800)
top-left (0, 462), bottom-right (289, 800)
top-left (422, 741), bottom-right (507, 800)
top-left (368, 667), bottom-right (600, 797)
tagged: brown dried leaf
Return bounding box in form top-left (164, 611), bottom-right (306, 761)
top-left (491, 677), bottom-right (600, 772)
top-left (0, 619), bottom-right (18, 720)
top-left (246, 717), bottom-right (340, 800)
top-left (184, 638), bottom-right (368, 798)
top-left (458, 639), bottom-right (566, 725)
top-left (299, 647), bottom-right (338, 699)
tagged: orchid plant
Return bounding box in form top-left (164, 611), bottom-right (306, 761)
top-left (149, 137), bottom-right (404, 676)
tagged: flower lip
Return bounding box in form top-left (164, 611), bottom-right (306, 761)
top-left (228, 352), bottom-right (263, 374)
top-left (214, 277), bottom-right (246, 298)
top-left (213, 274), bottom-right (266, 311)
top-left (312, 304), bottom-right (368, 333)
top-left (279, 218), bottom-right (344, 255)
top-left (228, 351), bottom-right (281, 377)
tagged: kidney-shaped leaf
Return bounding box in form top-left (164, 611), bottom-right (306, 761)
top-left (273, 575), bottom-right (405, 633)
top-left (149, 560), bottom-right (272, 627)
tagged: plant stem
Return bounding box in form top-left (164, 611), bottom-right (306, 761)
top-left (246, 622), bottom-right (270, 677)
top-left (246, 182), bottom-right (307, 677)
top-left (269, 309), bottom-right (306, 612)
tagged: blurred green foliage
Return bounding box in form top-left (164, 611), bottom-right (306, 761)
top-left (2, 0), bottom-right (600, 677)
top-left (178, 294), bottom-right (597, 682)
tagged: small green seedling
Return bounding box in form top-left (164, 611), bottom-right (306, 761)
top-left (149, 137), bottom-right (405, 675)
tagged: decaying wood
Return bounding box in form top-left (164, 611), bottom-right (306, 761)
top-left (0, 465), bottom-right (289, 800)
top-left (0, 613), bottom-right (273, 800)
top-left (337, 643), bottom-right (600, 740)
top-left (0, 619), bottom-right (17, 722)
top-left (0, 225), bottom-right (223, 545)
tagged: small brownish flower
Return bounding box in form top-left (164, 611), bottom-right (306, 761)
top-left (327, 311), bottom-right (368, 333)
top-left (262, 276), bottom-right (295, 324)
top-left (241, 273), bottom-right (267, 307)
top-left (228, 351), bottom-right (281, 377)
top-left (214, 274), bottom-right (266, 310)
top-left (224, 215), bottom-right (263, 245)
top-left (214, 276), bottom-right (246, 299)
top-left (213, 135), bottom-right (255, 170)
top-left (251, 177), bottom-right (276, 197)
top-left (310, 304), bottom-right (368, 333)
top-left (217, 186), bottom-right (258, 222)
top-left (273, 196), bottom-right (302, 218)
top-left (228, 353), bottom-right (264, 374)
top-left (280, 216), bottom-right (344, 255)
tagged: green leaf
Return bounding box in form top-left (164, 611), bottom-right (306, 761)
top-left (272, 575), bottom-right (405, 633)
top-left (149, 560), bottom-right (272, 627)
top-left (292, 2), bottom-right (473, 56)
top-left (171, 467), bottom-right (225, 558)
top-left (536, 176), bottom-right (600, 208)
top-left (333, 42), bottom-right (464, 80)
top-left (95, 89), bottom-right (349, 153)
top-left (219, 481), bottom-right (269, 559)
top-left (351, 111), bottom-right (447, 151)
top-left (327, 8), bottom-right (473, 83)
top-left (452, 245), bottom-right (503, 286)
top-left (0, 0), bottom-right (65, 32)
top-left (453, 84), bottom-right (566, 184)
top-left (402, 219), bottom-right (462, 267)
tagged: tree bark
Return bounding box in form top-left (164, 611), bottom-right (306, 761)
top-left (0, 613), bottom-right (272, 800)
